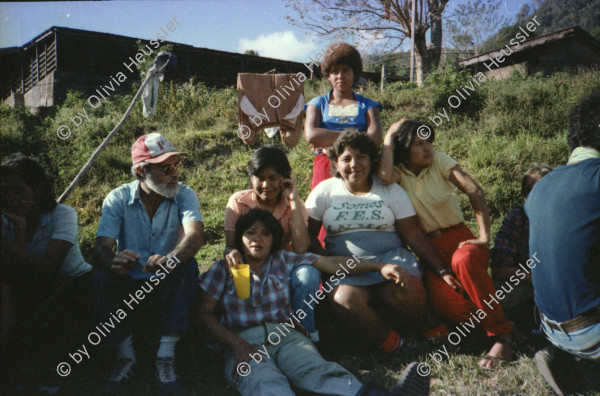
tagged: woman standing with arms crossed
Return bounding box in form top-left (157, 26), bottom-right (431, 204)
top-left (305, 42), bottom-right (382, 189)
top-left (378, 119), bottom-right (514, 368)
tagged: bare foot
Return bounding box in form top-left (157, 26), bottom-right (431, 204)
top-left (478, 337), bottom-right (514, 369)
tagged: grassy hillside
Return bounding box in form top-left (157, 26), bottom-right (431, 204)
top-left (2, 68), bottom-right (599, 394)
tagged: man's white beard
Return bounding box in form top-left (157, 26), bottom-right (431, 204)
top-left (145, 173), bottom-right (179, 198)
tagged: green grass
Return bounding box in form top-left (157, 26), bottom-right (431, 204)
top-left (2, 68), bottom-right (600, 395)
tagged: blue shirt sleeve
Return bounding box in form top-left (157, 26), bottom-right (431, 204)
top-left (358, 94), bottom-right (382, 113)
top-left (176, 185), bottom-right (203, 225)
top-left (305, 94), bottom-right (325, 112)
top-left (97, 187), bottom-right (126, 240)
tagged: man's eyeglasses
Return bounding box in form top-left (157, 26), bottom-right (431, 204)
top-left (148, 161), bottom-right (183, 175)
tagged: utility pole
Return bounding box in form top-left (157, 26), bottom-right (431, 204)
top-left (410, 0), bottom-right (416, 83)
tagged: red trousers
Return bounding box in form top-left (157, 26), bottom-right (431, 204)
top-left (311, 153), bottom-right (331, 189)
top-left (424, 224), bottom-right (513, 337)
top-left (312, 154), bottom-right (332, 247)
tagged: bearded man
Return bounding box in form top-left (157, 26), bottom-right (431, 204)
top-left (93, 133), bottom-right (204, 394)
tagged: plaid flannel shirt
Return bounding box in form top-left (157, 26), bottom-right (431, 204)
top-left (199, 250), bottom-right (320, 330)
top-left (490, 206), bottom-right (530, 270)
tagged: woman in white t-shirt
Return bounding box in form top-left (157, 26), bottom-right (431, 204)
top-left (306, 130), bottom-right (458, 354)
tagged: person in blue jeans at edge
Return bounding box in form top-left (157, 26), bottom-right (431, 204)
top-left (224, 146), bottom-right (321, 342)
top-left (525, 89), bottom-right (600, 395)
top-left (92, 133), bottom-right (204, 393)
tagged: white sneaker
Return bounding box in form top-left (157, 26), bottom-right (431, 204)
top-left (103, 358), bottom-right (136, 392)
top-left (156, 357), bottom-right (182, 394)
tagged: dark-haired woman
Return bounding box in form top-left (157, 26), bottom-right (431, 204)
top-left (378, 119), bottom-right (514, 368)
top-left (224, 146), bottom-right (320, 341)
top-left (199, 208), bottom-right (430, 396)
top-left (306, 130), bottom-right (454, 355)
top-left (1, 155), bottom-right (93, 391)
top-left (305, 42), bottom-right (382, 189)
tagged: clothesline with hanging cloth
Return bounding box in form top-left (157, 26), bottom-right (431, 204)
top-left (57, 51), bottom-right (177, 204)
top-left (142, 51), bottom-right (174, 118)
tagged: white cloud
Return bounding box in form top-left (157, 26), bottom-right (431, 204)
top-left (238, 30), bottom-right (317, 62)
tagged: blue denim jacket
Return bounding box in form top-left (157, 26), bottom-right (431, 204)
top-left (97, 180), bottom-right (202, 279)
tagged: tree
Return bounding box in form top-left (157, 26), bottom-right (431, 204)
top-left (444, 0), bottom-right (508, 57)
top-left (480, 23), bottom-right (538, 53)
top-left (244, 49), bottom-right (259, 56)
top-left (482, 0), bottom-right (600, 49)
top-left (531, 0), bottom-right (544, 13)
top-left (532, 0), bottom-right (600, 41)
top-left (446, 31), bottom-right (473, 58)
top-left (286, 0), bottom-right (450, 85)
top-left (363, 52), bottom-right (410, 77)
top-left (515, 4), bottom-right (531, 23)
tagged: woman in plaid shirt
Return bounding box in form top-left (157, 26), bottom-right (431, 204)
top-left (198, 209), bottom-right (430, 396)
top-left (491, 163), bottom-right (552, 335)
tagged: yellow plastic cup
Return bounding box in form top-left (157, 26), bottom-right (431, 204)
top-left (231, 264), bottom-right (251, 299)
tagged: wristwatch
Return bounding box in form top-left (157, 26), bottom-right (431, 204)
top-left (439, 268), bottom-right (455, 277)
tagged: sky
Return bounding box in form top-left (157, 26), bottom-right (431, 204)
top-left (0, 0), bottom-right (532, 62)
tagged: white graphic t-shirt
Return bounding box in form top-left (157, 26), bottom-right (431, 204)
top-left (305, 176), bottom-right (416, 235)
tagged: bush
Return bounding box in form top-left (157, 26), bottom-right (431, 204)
top-left (425, 65), bottom-right (485, 116)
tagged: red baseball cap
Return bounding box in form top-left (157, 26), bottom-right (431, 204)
top-left (131, 133), bottom-right (186, 164)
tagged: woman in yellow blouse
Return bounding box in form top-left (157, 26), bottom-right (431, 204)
top-left (378, 119), bottom-right (514, 369)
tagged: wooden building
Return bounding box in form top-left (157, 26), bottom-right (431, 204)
top-left (0, 26), bottom-right (403, 109)
top-left (459, 26), bottom-right (600, 80)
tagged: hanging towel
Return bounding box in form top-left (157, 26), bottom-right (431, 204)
top-left (142, 65), bottom-right (162, 119)
top-left (237, 73), bottom-right (305, 145)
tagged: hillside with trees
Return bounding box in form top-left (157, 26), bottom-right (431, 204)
top-left (482, 0), bottom-right (600, 53)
